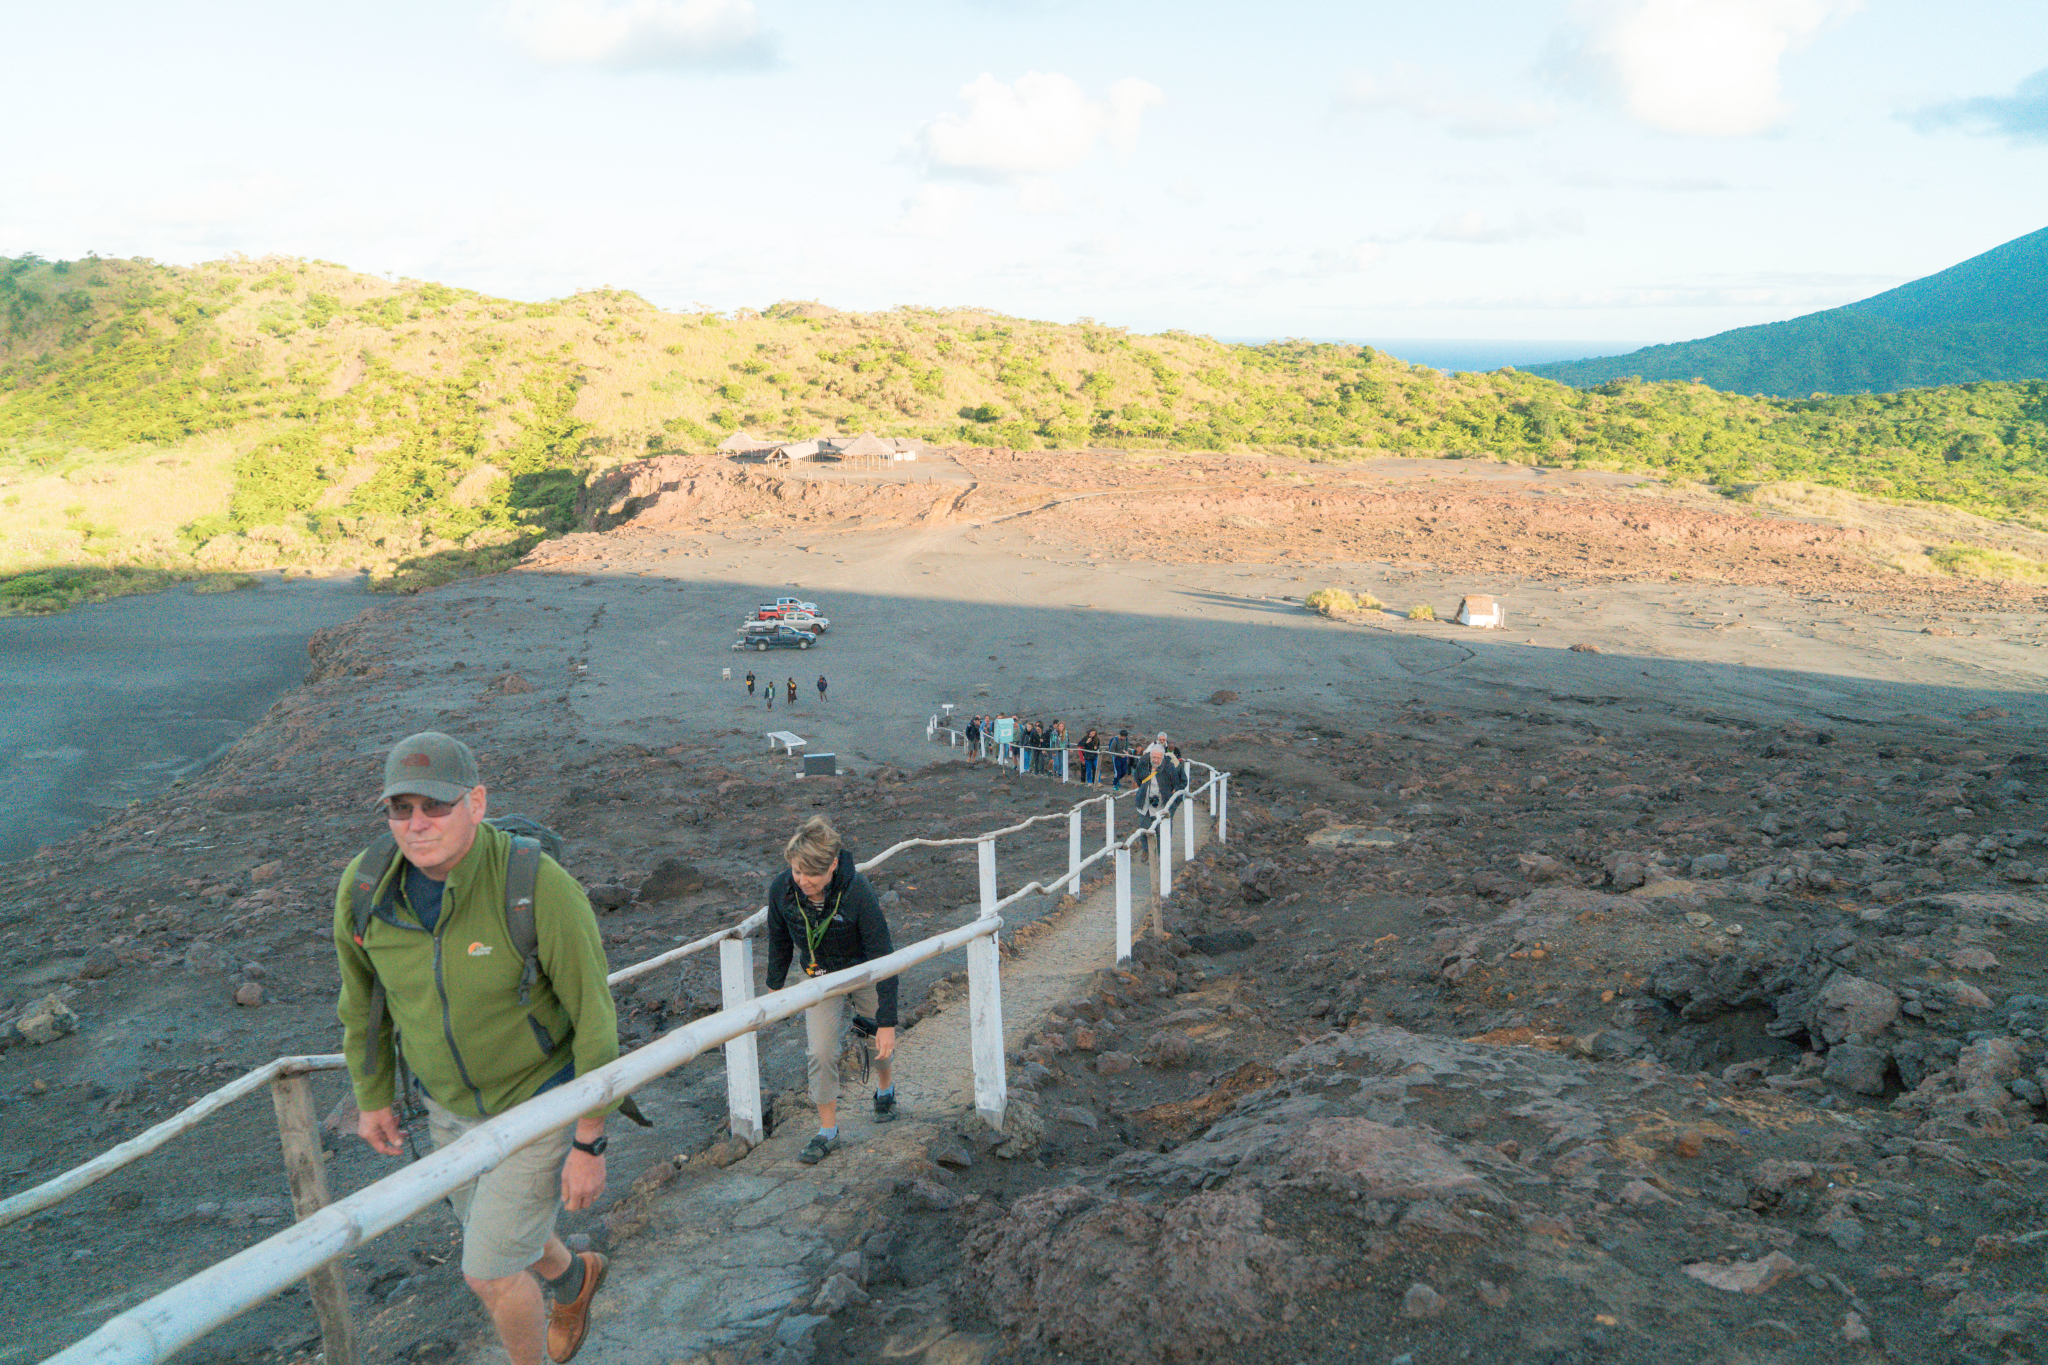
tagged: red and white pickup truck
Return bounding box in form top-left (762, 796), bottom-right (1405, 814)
top-left (753, 598), bottom-right (827, 627)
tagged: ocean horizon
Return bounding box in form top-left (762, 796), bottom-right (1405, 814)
top-left (1216, 337), bottom-right (1656, 373)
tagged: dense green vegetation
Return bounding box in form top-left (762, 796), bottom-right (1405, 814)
top-left (1530, 224), bottom-right (2048, 397)
top-left (3, 250), bottom-right (2047, 602)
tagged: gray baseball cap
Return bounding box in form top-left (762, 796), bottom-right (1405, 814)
top-left (380, 732), bottom-right (479, 803)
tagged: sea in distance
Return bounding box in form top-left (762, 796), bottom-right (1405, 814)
top-left (1219, 337), bottom-right (1654, 373)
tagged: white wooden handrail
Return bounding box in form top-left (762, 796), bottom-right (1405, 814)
top-left (26, 745), bottom-right (1229, 1365)
top-left (45, 917), bottom-right (1002, 1365)
top-left (0, 1055), bottom-right (345, 1230)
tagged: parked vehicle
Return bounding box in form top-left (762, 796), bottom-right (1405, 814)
top-left (739, 616), bottom-right (827, 635)
top-left (753, 602), bottom-right (828, 627)
top-left (773, 596), bottom-right (819, 613)
top-left (731, 625), bottom-right (818, 651)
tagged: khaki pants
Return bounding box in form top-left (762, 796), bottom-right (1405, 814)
top-left (423, 1093), bottom-right (573, 1280)
top-left (803, 982), bottom-right (880, 1110)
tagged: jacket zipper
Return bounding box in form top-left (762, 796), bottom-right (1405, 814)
top-left (432, 919), bottom-right (489, 1115)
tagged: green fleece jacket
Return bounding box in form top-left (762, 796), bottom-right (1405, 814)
top-left (334, 822), bottom-right (620, 1120)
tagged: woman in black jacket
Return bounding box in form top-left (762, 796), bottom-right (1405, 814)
top-left (764, 816), bottom-right (899, 1163)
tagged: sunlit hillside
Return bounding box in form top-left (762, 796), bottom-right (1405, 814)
top-left (3, 251), bottom-right (2046, 607)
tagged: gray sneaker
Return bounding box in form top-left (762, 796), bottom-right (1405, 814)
top-left (873, 1090), bottom-right (898, 1123)
top-left (798, 1132), bottom-right (836, 1164)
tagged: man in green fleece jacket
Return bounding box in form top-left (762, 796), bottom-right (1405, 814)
top-left (336, 732), bottom-right (618, 1365)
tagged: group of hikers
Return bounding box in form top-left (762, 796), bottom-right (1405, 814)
top-left (958, 715), bottom-right (1190, 820)
top-left (742, 671), bottom-right (826, 710)
top-left (339, 733), bottom-right (899, 1365)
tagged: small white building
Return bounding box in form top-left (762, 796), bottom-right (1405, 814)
top-left (1456, 595), bottom-right (1506, 628)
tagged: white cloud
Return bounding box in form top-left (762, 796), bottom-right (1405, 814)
top-left (891, 184), bottom-right (978, 238)
top-left (145, 174), bottom-right (303, 229)
top-left (1015, 179), bottom-right (1071, 215)
top-left (1426, 209), bottom-right (1585, 244)
top-left (506, 0), bottom-right (774, 71)
top-left (1560, 169), bottom-right (1732, 191)
top-left (1310, 241), bottom-right (1387, 275)
top-left (1559, 0), bottom-right (1859, 136)
top-left (1340, 67), bottom-right (1556, 137)
top-left (917, 72), bottom-right (1164, 181)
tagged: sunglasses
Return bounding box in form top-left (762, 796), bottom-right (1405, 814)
top-left (385, 795), bottom-right (461, 820)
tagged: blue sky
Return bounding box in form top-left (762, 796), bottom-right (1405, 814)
top-left (4, 0), bottom-right (2045, 345)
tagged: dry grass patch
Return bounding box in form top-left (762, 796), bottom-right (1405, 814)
top-left (1929, 544), bottom-right (2048, 585)
top-left (1305, 587), bottom-right (1386, 618)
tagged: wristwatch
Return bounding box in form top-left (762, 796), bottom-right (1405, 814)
top-left (571, 1135), bottom-right (608, 1156)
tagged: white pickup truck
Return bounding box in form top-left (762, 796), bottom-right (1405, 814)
top-left (741, 614), bottom-right (828, 635)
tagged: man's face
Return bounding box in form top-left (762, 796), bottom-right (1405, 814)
top-left (791, 862), bottom-right (833, 902)
top-left (387, 785), bottom-right (487, 880)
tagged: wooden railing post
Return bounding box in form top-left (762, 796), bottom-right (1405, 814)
top-left (1182, 794), bottom-right (1196, 861)
top-left (967, 926), bottom-right (1007, 1131)
top-left (970, 843), bottom-right (1005, 1131)
top-left (1067, 809), bottom-right (1082, 894)
top-left (1103, 795), bottom-right (1115, 852)
top-left (268, 1073), bottom-right (357, 1365)
top-left (1114, 845), bottom-right (1133, 965)
top-left (1158, 818), bottom-right (1172, 901)
top-left (719, 939), bottom-right (763, 1143)
top-left (1217, 774), bottom-right (1229, 844)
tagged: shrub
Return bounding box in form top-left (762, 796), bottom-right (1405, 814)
top-left (1305, 587), bottom-right (1357, 615)
top-left (1929, 545), bottom-right (2048, 584)
top-left (1407, 603), bottom-right (1437, 620)
top-left (191, 573), bottom-right (261, 594)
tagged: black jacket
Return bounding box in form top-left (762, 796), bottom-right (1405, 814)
top-left (764, 850), bottom-right (898, 1026)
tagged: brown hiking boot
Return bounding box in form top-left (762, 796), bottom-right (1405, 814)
top-left (547, 1251), bottom-right (607, 1363)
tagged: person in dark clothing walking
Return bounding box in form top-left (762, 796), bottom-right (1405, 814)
top-left (786, 677), bottom-right (798, 705)
top-left (764, 817), bottom-right (900, 1163)
top-left (744, 670), bottom-right (756, 698)
top-left (1110, 729), bottom-right (1132, 790)
top-left (1079, 728), bottom-right (1101, 784)
top-left (765, 687), bottom-right (774, 711)
top-left (816, 675), bottom-right (827, 704)
top-left (966, 715), bottom-right (981, 757)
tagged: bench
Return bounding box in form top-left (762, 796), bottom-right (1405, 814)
top-left (765, 731), bottom-right (807, 755)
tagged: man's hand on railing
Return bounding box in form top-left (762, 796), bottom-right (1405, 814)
top-left (561, 1119), bottom-right (607, 1211)
top-left (357, 1106), bottom-right (407, 1157)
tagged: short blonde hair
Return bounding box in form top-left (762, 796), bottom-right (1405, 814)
top-left (784, 815), bottom-right (842, 874)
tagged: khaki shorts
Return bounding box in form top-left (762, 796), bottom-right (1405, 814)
top-left (423, 1093), bottom-right (573, 1281)
top-left (803, 982), bottom-right (881, 1110)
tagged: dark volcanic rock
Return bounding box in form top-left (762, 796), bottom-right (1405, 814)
top-left (964, 1185), bottom-right (1318, 1363)
top-left (1188, 930), bottom-right (1256, 957)
top-left (638, 858), bottom-right (712, 903)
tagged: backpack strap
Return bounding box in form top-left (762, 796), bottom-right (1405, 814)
top-left (346, 833), bottom-right (401, 1081)
top-left (501, 836), bottom-right (654, 1128)
top-left (504, 835), bottom-right (543, 1008)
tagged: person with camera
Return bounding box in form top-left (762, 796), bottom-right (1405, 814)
top-left (764, 816), bottom-right (901, 1163)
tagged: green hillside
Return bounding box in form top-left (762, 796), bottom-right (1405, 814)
top-left (1528, 225), bottom-right (2048, 396)
top-left (3, 251), bottom-right (2047, 607)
